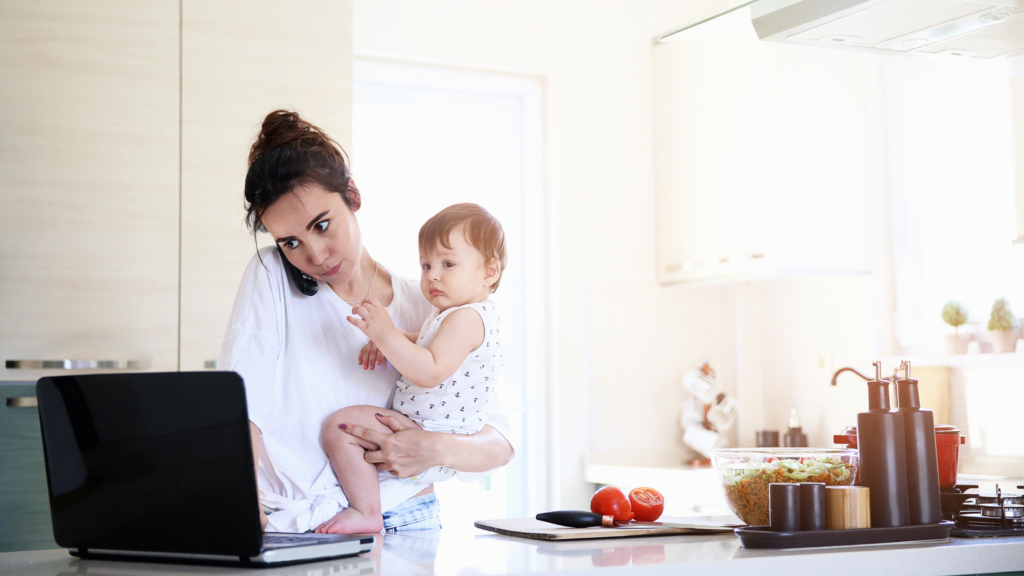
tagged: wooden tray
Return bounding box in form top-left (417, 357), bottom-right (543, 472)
top-left (474, 516), bottom-right (739, 541)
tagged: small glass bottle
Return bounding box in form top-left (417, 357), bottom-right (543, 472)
top-left (783, 409), bottom-right (808, 447)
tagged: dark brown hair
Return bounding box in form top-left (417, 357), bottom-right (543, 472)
top-left (419, 203), bottom-right (507, 292)
top-left (244, 110), bottom-right (357, 233)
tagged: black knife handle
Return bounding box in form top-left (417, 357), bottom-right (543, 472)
top-left (536, 511), bottom-right (610, 528)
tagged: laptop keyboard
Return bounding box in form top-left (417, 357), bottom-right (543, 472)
top-left (263, 533), bottom-right (340, 549)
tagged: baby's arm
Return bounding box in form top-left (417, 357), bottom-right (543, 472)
top-left (382, 308), bottom-right (483, 387)
top-left (348, 300), bottom-right (483, 387)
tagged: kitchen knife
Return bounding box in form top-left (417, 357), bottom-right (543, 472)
top-left (535, 511), bottom-right (741, 530)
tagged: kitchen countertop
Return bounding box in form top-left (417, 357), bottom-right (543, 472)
top-left (2, 525), bottom-right (1024, 576)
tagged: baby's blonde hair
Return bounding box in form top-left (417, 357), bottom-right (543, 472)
top-left (418, 203), bottom-right (507, 292)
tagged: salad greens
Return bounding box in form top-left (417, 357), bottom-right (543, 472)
top-left (722, 456), bottom-right (855, 526)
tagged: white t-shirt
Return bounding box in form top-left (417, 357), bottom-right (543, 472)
top-left (217, 246), bottom-right (515, 532)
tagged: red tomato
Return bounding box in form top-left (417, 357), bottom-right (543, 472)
top-left (590, 486), bottom-right (631, 523)
top-left (628, 487), bottom-right (665, 522)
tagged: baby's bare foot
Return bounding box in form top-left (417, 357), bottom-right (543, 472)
top-left (314, 507), bottom-right (384, 534)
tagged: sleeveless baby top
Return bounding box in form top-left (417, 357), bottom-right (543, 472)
top-left (393, 300), bottom-right (503, 435)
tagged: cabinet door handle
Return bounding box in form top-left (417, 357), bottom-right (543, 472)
top-left (6, 397), bottom-right (38, 408)
top-left (5, 360), bottom-right (150, 370)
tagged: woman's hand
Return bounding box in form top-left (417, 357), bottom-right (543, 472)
top-left (342, 414), bottom-right (514, 477)
top-left (347, 298), bottom-right (394, 340)
top-left (344, 413), bottom-right (447, 478)
top-left (358, 340), bottom-right (386, 370)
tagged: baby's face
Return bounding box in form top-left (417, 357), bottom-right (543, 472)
top-left (420, 226), bottom-right (494, 310)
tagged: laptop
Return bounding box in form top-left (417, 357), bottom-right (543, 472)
top-left (35, 371), bottom-right (374, 566)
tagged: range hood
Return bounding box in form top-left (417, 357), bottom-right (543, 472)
top-left (750, 0), bottom-right (1024, 59)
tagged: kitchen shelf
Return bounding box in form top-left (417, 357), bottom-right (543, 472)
top-left (880, 354), bottom-right (1024, 368)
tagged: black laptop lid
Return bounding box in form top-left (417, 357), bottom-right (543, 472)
top-left (36, 372), bottom-right (263, 558)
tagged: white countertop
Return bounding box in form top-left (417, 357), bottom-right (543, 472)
top-left (3, 525), bottom-right (1024, 576)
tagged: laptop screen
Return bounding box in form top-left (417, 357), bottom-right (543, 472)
top-left (36, 372), bottom-right (263, 558)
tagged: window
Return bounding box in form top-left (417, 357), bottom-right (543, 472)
top-left (891, 57), bottom-right (1022, 352)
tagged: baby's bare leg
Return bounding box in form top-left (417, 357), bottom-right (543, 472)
top-left (317, 406), bottom-right (407, 534)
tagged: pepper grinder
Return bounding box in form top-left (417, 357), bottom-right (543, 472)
top-left (895, 361), bottom-right (942, 525)
top-left (856, 361), bottom-right (910, 527)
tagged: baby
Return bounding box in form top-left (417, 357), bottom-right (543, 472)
top-left (316, 203), bottom-right (506, 534)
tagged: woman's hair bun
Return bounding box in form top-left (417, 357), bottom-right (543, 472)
top-left (248, 109), bottom-right (345, 165)
top-left (243, 110), bottom-right (356, 233)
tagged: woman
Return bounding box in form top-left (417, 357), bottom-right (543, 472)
top-left (218, 110), bottom-right (515, 533)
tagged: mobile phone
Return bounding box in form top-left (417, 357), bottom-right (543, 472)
top-left (277, 246), bottom-right (318, 296)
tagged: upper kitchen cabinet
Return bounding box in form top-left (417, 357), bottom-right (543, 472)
top-left (653, 8), bottom-right (877, 284)
top-left (0, 1), bottom-right (180, 380)
top-left (178, 1), bottom-right (353, 371)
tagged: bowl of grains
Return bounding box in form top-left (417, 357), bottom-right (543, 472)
top-left (710, 448), bottom-right (859, 526)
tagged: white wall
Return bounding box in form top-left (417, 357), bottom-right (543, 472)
top-left (1009, 54), bottom-right (1024, 242)
top-left (951, 366), bottom-right (1024, 475)
top-left (737, 277), bottom-right (878, 447)
top-left (355, 0), bottom-right (1001, 514)
top-left (354, 0), bottom-right (751, 510)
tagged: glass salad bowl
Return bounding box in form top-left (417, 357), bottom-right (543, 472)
top-left (710, 448), bottom-right (859, 526)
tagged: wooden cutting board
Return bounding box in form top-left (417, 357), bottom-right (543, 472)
top-left (474, 516), bottom-right (740, 541)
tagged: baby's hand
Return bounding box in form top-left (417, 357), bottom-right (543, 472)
top-left (358, 340), bottom-right (387, 370)
top-left (347, 298), bottom-right (394, 340)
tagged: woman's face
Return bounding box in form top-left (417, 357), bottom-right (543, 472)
top-left (260, 182), bottom-right (363, 285)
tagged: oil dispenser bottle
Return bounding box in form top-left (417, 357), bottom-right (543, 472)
top-left (895, 361), bottom-right (942, 525)
top-left (856, 361), bottom-right (910, 527)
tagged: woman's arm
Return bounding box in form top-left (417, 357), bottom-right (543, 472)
top-left (249, 421), bottom-right (269, 530)
top-left (342, 414), bottom-right (513, 477)
top-left (438, 424), bottom-right (515, 473)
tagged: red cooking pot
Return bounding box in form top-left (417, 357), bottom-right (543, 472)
top-left (834, 425), bottom-right (965, 489)
top-left (934, 425), bottom-right (966, 489)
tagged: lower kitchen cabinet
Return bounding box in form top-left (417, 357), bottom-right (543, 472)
top-left (0, 384), bottom-right (57, 552)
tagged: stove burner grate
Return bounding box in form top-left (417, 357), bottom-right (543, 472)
top-left (950, 485), bottom-right (1024, 538)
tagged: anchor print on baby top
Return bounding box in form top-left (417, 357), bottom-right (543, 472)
top-left (392, 301), bottom-right (503, 436)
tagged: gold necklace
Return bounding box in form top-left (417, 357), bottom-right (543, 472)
top-left (343, 261), bottom-right (379, 306)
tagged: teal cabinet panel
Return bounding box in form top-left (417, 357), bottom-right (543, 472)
top-left (1, 384), bottom-right (58, 552)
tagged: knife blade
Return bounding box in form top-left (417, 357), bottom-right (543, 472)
top-left (535, 511), bottom-right (741, 530)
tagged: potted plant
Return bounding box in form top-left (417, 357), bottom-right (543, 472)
top-left (987, 298), bottom-right (1020, 353)
top-left (942, 301), bottom-right (970, 354)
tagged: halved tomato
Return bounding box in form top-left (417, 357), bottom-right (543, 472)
top-left (590, 486), bottom-right (631, 523)
top-left (628, 487), bottom-right (665, 522)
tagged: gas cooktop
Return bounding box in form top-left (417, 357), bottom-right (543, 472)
top-left (943, 484), bottom-right (1024, 538)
